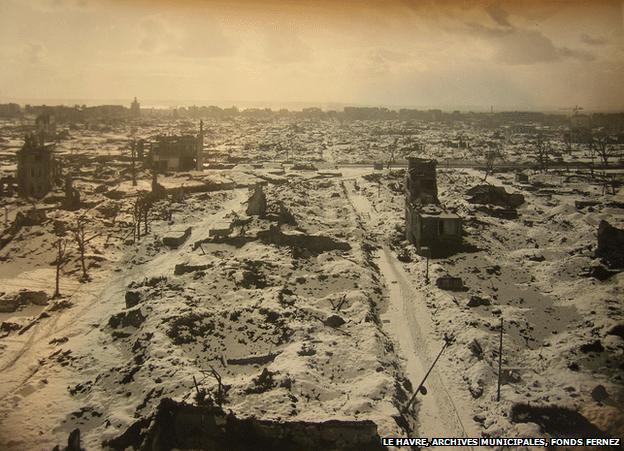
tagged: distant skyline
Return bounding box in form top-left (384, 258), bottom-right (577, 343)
top-left (1, 0), bottom-right (623, 111)
top-left (3, 97), bottom-right (624, 114)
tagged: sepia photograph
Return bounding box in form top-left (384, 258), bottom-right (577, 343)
top-left (0, 0), bottom-right (623, 449)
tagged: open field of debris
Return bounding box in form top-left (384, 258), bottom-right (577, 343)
top-left (0, 111), bottom-right (623, 450)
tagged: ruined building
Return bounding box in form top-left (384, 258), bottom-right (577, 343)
top-left (35, 112), bottom-right (56, 142)
top-left (62, 173), bottom-right (81, 210)
top-left (150, 121), bottom-right (204, 172)
top-left (16, 134), bottom-right (60, 198)
top-left (405, 157), bottom-right (462, 255)
top-left (405, 157), bottom-right (438, 205)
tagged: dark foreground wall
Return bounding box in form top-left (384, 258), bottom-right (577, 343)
top-left (108, 398), bottom-right (386, 451)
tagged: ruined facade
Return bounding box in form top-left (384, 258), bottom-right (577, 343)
top-left (405, 156), bottom-right (462, 255)
top-left (405, 157), bottom-right (438, 205)
top-left (150, 121), bottom-right (204, 172)
top-left (35, 112), bottom-right (56, 142)
top-left (16, 134), bottom-right (59, 198)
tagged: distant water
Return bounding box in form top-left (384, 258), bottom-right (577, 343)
top-left (3, 98), bottom-right (362, 111)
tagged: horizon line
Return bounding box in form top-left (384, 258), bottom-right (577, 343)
top-left (2, 97), bottom-right (624, 114)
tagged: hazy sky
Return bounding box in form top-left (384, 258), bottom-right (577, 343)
top-left (1, 0), bottom-right (623, 110)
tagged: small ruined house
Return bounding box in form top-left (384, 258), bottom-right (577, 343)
top-left (16, 133), bottom-right (59, 198)
top-left (408, 205), bottom-right (462, 254)
top-left (150, 121), bottom-right (204, 172)
top-left (405, 157), bottom-right (462, 254)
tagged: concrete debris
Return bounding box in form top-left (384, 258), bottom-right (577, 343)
top-left (109, 307), bottom-right (146, 329)
top-left (162, 227), bottom-right (192, 248)
top-left (596, 220), bottom-right (624, 268)
top-left (467, 184), bottom-right (525, 209)
top-left (467, 295), bottom-right (491, 307)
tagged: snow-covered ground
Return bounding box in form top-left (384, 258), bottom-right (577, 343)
top-left (0, 170), bottom-right (418, 449)
top-left (0, 116), bottom-right (622, 449)
top-left (355, 166), bottom-right (624, 442)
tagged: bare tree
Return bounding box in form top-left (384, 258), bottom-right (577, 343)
top-left (482, 144), bottom-right (505, 182)
top-left (54, 239), bottom-right (68, 298)
top-left (591, 133), bottom-right (617, 167)
top-left (386, 137), bottom-right (398, 170)
top-left (132, 197), bottom-right (142, 242)
top-left (533, 135), bottom-right (552, 172)
top-left (130, 140), bottom-right (137, 187)
top-left (72, 216), bottom-right (100, 281)
top-left (132, 193), bottom-right (155, 242)
top-left (483, 151), bottom-right (495, 182)
top-left (141, 194), bottom-right (155, 235)
top-left (209, 366), bottom-right (227, 407)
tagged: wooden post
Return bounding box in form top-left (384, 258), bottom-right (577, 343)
top-left (424, 247), bottom-right (430, 285)
top-left (497, 317), bottom-right (503, 402)
top-left (55, 239), bottom-right (61, 298)
top-left (403, 334), bottom-right (453, 414)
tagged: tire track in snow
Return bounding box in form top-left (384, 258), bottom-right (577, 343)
top-left (341, 175), bottom-right (476, 448)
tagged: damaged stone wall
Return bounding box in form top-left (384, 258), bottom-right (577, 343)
top-left (107, 398), bottom-right (385, 451)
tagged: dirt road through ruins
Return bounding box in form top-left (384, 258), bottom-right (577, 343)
top-left (376, 245), bottom-right (476, 448)
top-left (342, 174), bottom-right (478, 446)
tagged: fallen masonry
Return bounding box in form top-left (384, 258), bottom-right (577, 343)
top-left (105, 398), bottom-right (385, 451)
top-left (163, 227), bottom-right (192, 249)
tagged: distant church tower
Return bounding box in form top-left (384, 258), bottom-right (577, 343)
top-left (130, 97), bottom-right (140, 118)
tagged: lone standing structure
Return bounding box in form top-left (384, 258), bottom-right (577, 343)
top-left (16, 133), bottom-right (59, 198)
top-left (35, 112), bottom-right (56, 142)
top-left (405, 157), bottom-right (439, 205)
top-left (405, 156), bottom-right (462, 256)
top-left (150, 121), bottom-right (204, 172)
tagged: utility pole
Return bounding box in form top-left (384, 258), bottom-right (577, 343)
top-left (403, 333), bottom-right (454, 414)
top-left (497, 317), bottom-right (504, 402)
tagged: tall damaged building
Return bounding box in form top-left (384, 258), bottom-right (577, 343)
top-left (35, 112), bottom-right (56, 142)
top-left (405, 156), bottom-right (462, 255)
top-left (16, 133), bottom-right (60, 198)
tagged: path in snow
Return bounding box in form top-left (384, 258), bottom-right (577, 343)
top-left (341, 175), bottom-right (477, 446)
top-left (376, 246), bottom-right (476, 447)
